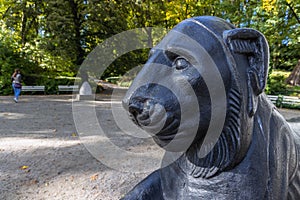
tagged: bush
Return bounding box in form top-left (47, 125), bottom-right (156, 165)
top-left (21, 74), bottom-right (77, 94)
top-left (265, 74), bottom-right (287, 95)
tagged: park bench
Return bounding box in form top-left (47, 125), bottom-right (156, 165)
top-left (22, 85), bottom-right (45, 94)
top-left (267, 95), bottom-right (278, 104)
top-left (282, 96), bottom-right (300, 106)
top-left (267, 95), bottom-right (300, 107)
top-left (58, 85), bottom-right (79, 94)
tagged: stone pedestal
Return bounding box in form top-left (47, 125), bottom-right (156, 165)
top-left (77, 81), bottom-right (94, 100)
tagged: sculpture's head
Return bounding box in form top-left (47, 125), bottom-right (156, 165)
top-left (122, 16), bottom-right (269, 156)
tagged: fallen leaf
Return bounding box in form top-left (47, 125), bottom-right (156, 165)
top-left (27, 179), bottom-right (38, 186)
top-left (90, 174), bottom-right (98, 181)
top-left (20, 165), bottom-right (29, 170)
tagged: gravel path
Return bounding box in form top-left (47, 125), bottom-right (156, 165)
top-left (0, 94), bottom-right (299, 200)
top-left (0, 94), bottom-right (153, 200)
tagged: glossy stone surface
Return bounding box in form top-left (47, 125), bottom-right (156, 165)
top-left (122, 16), bottom-right (300, 200)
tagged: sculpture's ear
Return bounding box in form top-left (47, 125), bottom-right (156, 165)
top-left (223, 28), bottom-right (269, 96)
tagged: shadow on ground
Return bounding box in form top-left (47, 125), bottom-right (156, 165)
top-left (1, 94), bottom-right (299, 200)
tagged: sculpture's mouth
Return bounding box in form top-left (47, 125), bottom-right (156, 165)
top-left (123, 83), bottom-right (184, 150)
top-left (127, 99), bottom-right (180, 143)
top-left (153, 117), bottom-right (179, 142)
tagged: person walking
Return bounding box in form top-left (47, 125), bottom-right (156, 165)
top-left (11, 68), bottom-right (22, 103)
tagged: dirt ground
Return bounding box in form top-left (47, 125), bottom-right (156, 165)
top-left (1, 93), bottom-right (300, 200)
top-left (0, 93), bottom-right (155, 200)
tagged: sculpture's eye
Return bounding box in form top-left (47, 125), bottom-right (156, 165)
top-left (174, 57), bottom-right (190, 70)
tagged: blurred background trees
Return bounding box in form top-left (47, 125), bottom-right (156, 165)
top-left (0, 0), bottom-right (299, 94)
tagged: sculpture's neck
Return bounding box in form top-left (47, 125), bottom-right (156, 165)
top-left (180, 88), bottom-right (244, 179)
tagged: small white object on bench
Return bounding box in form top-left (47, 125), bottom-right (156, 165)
top-left (58, 85), bottom-right (79, 94)
top-left (22, 86), bottom-right (45, 94)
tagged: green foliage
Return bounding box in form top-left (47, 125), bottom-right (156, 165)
top-left (265, 70), bottom-right (300, 96)
top-left (265, 74), bottom-right (287, 95)
top-left (43, 77), bottom-right (76, 94)
top-left (0, 40), bottom-right (38, 95)
top-left (101, 49), bottom-right (149, 79)
top-left (0, 0), bottom-right (299, 96)
top-left (273, 94), bottom-right (300, 110)
top-left (282, 104), bottom-right (300, 110)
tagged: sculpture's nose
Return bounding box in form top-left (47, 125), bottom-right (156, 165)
top-left (123, 96), bottom-right (154, 127)
top-left (123, 96), bottom-right (144, 120)
top-left (128, 102), bottom-right (143, 119)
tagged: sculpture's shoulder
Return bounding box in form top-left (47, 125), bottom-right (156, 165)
top-left (286, 123), bottom-right (300, 199)
top-left (288, 163), bottom-right (300, 199)
top-left (259, 94), bottom-right (300, 199)
top-left (120, 170), bottom-right (163, 200)
top-left (253, 94), bottom-right (300, 199)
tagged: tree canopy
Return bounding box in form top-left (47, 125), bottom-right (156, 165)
top-left (0, 0), bottom-right (299, 94)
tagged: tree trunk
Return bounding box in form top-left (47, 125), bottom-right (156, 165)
top-left (21, 4), bottom-right (27, 47)
top-left (68, 0), bottom-right (85, 67)
top-left (286, 59), bottom-right (300, 86)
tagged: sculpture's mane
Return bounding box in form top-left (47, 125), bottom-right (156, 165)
top-left (182, 87), bottom-right (241, 179)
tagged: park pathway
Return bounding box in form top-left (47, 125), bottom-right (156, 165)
top-left (0, 94), bottom-right (300, 200)
top-left (0, 95), bottom-right (149, 200)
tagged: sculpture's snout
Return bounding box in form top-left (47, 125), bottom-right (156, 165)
top-left (124, 97), bottom-right (155, 127)
top-left (128, 101), bottom-right (143, 118)
top-left (122, 84), bottom-right (181, 143)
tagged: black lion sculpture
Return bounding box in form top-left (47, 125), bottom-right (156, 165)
top-left (122, 16), bottom-right (300, 199)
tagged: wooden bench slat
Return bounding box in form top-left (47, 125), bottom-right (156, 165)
top-left (267, 95), bottom-right (300, 106)
top-left (22, 86), bottom-right (45, 94)
top-left (267, 95), bottom-right (278, 103)
top-left (58, 85), bottom-right (79, 94)
top-left (282, 96), bottom-right (300, 104)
